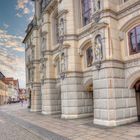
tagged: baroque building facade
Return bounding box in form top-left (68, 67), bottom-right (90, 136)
top-left (23, 0), bottom-right (140, 126)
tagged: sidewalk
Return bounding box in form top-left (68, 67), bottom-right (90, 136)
top-left (0, 104), bottom-right (140, 140)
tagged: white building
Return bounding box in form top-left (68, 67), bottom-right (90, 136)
top-left (24, 0), bottom-right (140, 126)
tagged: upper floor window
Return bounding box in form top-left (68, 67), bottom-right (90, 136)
top-left (129, 25), bottom-right (140, 54)
top-left (94, 0), bottom-right (101, 12)
top-left (86, 47), bottom-right (93, 67)
top-left (82, 0), bottom-right (92, 26)
top-left (124, 0), bottom-right (129, 2)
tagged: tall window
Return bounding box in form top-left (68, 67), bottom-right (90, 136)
top-left (86, 47), bottom-right (93, 67)
top-left (129, 25), bottom-right (140, 54)
top-left (82, 0), bottom-right (92, 26)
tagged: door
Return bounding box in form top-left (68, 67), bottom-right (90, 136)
top-left (136, 92), bottom-right (140, 121)
top-left (135, 81), bottom-right (140, 121)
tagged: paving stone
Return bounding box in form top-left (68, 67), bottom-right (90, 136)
top-left (0, 104), bottom-right (140, 140)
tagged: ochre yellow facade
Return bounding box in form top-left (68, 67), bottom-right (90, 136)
top-left (24, 0), bottom-right (140, 126)
top-left (0, 80), bottom-right (8, 105)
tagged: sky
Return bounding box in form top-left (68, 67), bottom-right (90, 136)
top-left (0, 0), bottom-right (34, 88)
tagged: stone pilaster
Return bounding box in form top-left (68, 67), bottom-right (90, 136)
top-left (41, 79), bottom-right (61, 115)
top-left (30, 83), bottom-right (41, 112)
top-left (93, 60), bottom-right (137, 126)
top-left (61, 73), bottom-right (93, 119)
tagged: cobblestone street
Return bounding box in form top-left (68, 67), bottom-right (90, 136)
top-left (0, 104), bottom-right (139, 140)
top-left (0, 108), bottom-right (43, 140)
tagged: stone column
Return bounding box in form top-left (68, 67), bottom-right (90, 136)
top-left (93, 61), bottom-right (137, 126)
top-left (61, 73), bottom-right (93, 119)
top-left (31, 83), bottom-right (41, 112)
top-left (41, 79), bottom-right (61, 115)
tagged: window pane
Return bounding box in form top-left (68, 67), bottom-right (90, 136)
top-left (83, 11), bottom-right (91, 25)
top-left (137, 35), bottom-right (140, 51)
top-left (129, 29), bottom-right (135, 37)
top-left (130, 35), bottom-right (136, 52)
top-left (136, 26), bottom-right (140, 35)
top-left (82, 0), bottom-right (91, 26)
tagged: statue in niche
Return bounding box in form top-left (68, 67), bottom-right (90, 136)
top-left (58, 18), bottom-right (64, 38)
top-left (94, 0), bottom-right (101, 12)
top-left (41, 37), bottom-right (46, 51)
top-left (94, 35), bottom-right (103, 61)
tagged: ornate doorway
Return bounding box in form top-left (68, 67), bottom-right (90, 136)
top-left (86, 83), bottom-right (93, 116)
top-left (135, 81), bottom-right (140, 121)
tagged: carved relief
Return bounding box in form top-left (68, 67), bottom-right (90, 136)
top-left (58, 18), bottom-right (65, 37)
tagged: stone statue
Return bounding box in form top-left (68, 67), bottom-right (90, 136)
top-left (94, 35), bottom-right (103, 61)
top-left (59, 18), bottom-right (64, 37)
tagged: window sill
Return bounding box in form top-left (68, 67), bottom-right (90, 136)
top-left (77, 22), bottom-right (93, 35)
top-left (118, 0), bottom-right (139, 12)
top-left (124, 52), bottom-right (140, 61)
top-left (83, 66), bottom-right (92, 72)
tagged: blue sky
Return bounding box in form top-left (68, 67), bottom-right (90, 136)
top-left (0, 0), bottom-right (34, 88)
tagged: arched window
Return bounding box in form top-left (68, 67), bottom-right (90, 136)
top-left (81, 0), bottom-right (92, 26)
top-left (86, 47), bottom-right (93, 67)
top-left (129, 25), bottom-right (140, 54)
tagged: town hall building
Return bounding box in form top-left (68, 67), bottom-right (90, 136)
top-left (23, 0), bottom-right (140, 126)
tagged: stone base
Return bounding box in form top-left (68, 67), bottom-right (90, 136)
top-left (30, 109), bottom-right (41, 112)
top-left (61, 113), bottom-right (93, 119)
top-left (94, 117), bottom-right (138, 127)
top-left (42, 111), bottom-right (61, 115)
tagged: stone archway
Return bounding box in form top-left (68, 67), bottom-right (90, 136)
top-left (134, 80), bottom-right (140, 121)
top-left (84, 78), bottom-right (94, 117)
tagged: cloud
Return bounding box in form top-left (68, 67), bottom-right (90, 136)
top-left (0, 54), bottom-right (26, 88)
top-left (0, 28), bottom-right (25, 88)
top-left (0, 28), bottom-right (24, 52)
top-left (16, 0), bottom-right (34, 21)
top-left (24, 7), bottom-right (30, 14)
top-left (3, 23), bottom-right (9, 29)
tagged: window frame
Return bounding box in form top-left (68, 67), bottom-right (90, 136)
top-left (128, 25), bottom-right (140, 55)
top-left (81, 0), bottom-right (92, 26)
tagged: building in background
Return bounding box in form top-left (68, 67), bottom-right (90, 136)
top-left (18, 89), bottom-right (27, 100)
top-left (2, 78), bottom-right (19, 103)
top-left (0, 79), bottom-right (8, 105)
top-left (24, 0), bottom-right (140, 126)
